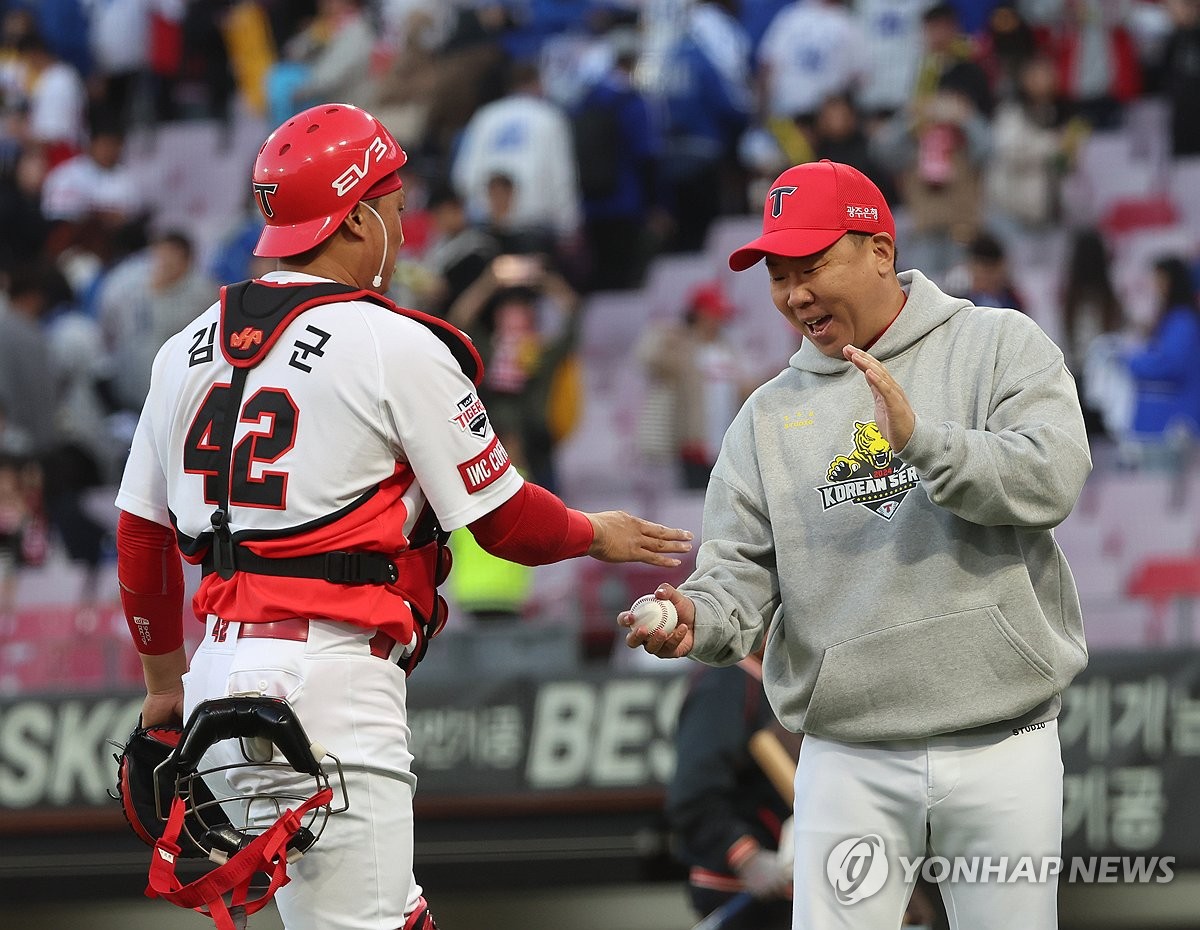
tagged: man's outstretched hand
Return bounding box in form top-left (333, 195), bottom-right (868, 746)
top-left (586, 511), bottom-right (693, 567)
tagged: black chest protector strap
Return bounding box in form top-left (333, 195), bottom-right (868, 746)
top-left (205, 362), bottom-right (248, 582)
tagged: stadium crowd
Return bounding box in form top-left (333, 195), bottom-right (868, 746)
top-left (0, 0), bottom-right (1198, 659)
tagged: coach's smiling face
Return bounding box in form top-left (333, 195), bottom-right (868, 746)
top-left (766, 232), bottom-right (900, 358)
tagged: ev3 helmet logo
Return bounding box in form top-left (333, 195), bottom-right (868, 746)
top-left (826, 834), bottom-right (889, 905)
top-left (332, 136), bottom-right (390, 197)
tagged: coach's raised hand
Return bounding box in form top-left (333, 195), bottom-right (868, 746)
top-left (843, 344), bottom-right (915, 451)
top-left (585, 511), bottom-right (692, 567)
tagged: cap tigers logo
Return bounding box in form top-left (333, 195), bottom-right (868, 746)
top-left (814, 421), bottom-right (919, 521)
top-left (768, 185), bottom-right (798, 218)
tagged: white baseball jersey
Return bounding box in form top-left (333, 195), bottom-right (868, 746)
top-left (853, 0), bottom-right (926, 115)
top-left (757, 1), bottom-right (868, 119)
top-left (449, 93), bottom-right (582, 235)
top-left (116, 270), bottom-right (522, 639)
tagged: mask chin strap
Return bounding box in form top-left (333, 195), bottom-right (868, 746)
top-left (361, 201), bottom-right (388, 289)
top-left (146, 785), bottom-right (333, 930)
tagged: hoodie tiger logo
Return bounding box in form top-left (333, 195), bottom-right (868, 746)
top-left (816, 421), bottom-right (919, 521)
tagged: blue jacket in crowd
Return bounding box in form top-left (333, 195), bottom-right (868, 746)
top-left (1126, 306), bottom-right (1200, 438)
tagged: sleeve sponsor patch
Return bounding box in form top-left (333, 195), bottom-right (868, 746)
top-left (450, 392), bottom-right (489, 439)
top-left (458, 436), bottom-right (511, 493)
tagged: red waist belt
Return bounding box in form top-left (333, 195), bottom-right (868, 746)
top-left (236, 618), bottom-right (397, 660)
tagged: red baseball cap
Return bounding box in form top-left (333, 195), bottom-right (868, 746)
top-left (687, 281), bottom-right (735, 320)
top-left (728, 160), bottom-right (894, 271)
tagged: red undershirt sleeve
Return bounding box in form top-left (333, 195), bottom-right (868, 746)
top-left (117, 510), bottom-right (185, 655)
top-left (468, 482), bottom-right (594, 566)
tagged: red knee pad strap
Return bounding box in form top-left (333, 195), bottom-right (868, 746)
top-left (402, 896), bottom-right (438, 930)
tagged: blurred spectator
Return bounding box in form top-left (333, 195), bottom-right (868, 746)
top-left (853, 0), bottom-right (927, 122)
top-left (659, 0), bottom-right (753, 252)
top-left (915, 2), bottom-right (995, 117)
top-left (267, 0), bottom-right (378, 123)
top-left (0, 8), bottom-right (37, 106)
top-left (1156, 0), bottom-right (1200, 156)
top-left (451, 60), bottom-right (583, 249)
top-left (379, 0), bottom-right (453, 48)
top-left (811, 94), bottom-right (898, 205)
top-left (985, 54), bottom-right (1086, 242)
top-left (736, 122), bottom-right (791, 214)
top-left (948, 0), bottom-right (1006, 35)
top-left (666, 653), bottom-right (794, 930)
top-left (0, 268), bottom-right (57, 456)
top-left (634, 281), bottom-right (756, 490)
top-left (445, 526), bottom-right (533, 624)
top-left (97, 230), bottom-right (215, 413)
top-left (1061, 227), bottom-right (1124, 374)
top-left (261, 0), bottom-right (320, 45)
top-left (1121, 255), bottom-right (1200, 444)
top-left (0, 453), bottom-right (37, 623)
top-left (175, 0), bottom-right (238, 123)
top-left (949, 231), bottom-right (1027, 312)
top-left (14, 32), bottom-right (87, 169)
top-left (1034, 0), bottom-right (1142, 130)
top-left (0, 148), bottom-right (52, 274)
top-left (40, 264), bottom-right (113, 616)
top-left (572, 28), bottom-right (666, 292)
top-left (975, 3), bottom-right (1040, 100)
top-left (40, 121), bottom-right (142, 258)
top-left (756, 0), bottom-right (866, 127)
top-left (209, 192), bottom-right (278, 287)
top-left (88, 0), bottom-right (153, 125)
top-left (71, 214), bottom-right (152, 321)
top-left (1062, 228), bottom-right (1128, 436)
top-left (502, 0), bottom-right (595, 63)
top-left (447, 253), bottom-right (583, 491)
top-left (409, 184), bottom-right (499, 316)
top-left (479, 172), bottom-right (559, 259)
top-left (537, 14), bottom-right (616, 111)
top-left (0, 399), bottom-right (33, 458)
top-left (412, 4), bottom-right (511, 161)
top-left (33, 0), bottom-right (92, 78)
top-left (873, 89), bottom-right (992, 283)
top-left (45, 276), bottom-right (123, 485)
top-left (372, 2), bottom-right (452, 146)
top-left (221, 0), bottom-right (278, 118)
top-left (737, 0), bottom-right (793, 51)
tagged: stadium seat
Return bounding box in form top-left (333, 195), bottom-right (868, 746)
top-left (1127, 555), bottom-right (1200, 645)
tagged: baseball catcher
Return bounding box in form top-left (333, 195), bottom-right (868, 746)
top-left (113, 102), bottom-right (692, 930)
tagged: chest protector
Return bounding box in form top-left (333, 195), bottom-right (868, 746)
top-left (198, 280), bottom-right (482, 674)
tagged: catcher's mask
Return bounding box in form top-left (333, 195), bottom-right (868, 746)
top-left (146, 696), bottom-right (347, 930)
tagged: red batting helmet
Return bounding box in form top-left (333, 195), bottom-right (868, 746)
top-left (252, 103), bottom-right (407, 259)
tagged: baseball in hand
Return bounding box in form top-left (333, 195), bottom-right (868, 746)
top-left (629, 594), bottom-right (678, 637)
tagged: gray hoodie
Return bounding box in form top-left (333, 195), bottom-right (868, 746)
top-left (683, 270), bottom-right (1091, 742)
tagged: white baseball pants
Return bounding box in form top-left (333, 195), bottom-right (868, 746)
top-left (185, 616), bottom-right (424, 930)
top-left (790, 722), bottom-right (1064, 930)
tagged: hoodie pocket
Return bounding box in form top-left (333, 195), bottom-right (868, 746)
top-left (802, 605), bottom-right (1058, 742)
